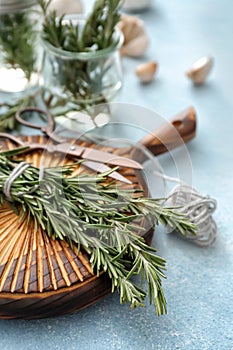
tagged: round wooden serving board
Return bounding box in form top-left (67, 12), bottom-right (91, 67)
top-left (0, 135), bottom-right (154, 319)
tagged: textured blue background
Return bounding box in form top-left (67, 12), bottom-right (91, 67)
top-left (1, 0), bottom-right (233, 349)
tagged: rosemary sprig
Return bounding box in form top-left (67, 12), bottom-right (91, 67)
top-left (0, 11), bottom-right (37, 80)
top-left (40, 0), bottom-right (121, 51)
top-left (80, 0), bottom-right (122, 51)
top-left (0, 152), bottom-right (196, 315)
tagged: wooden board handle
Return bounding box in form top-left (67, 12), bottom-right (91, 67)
top-left (139, 106), bottom-right (197, 156)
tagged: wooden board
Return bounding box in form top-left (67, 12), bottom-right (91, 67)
top-left (0, 135), bottom-right (154, 319)
top-left (0, 107), bottom-right (197, 319)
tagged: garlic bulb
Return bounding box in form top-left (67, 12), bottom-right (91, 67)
top-left (117, 14), bottom-right (149, 57)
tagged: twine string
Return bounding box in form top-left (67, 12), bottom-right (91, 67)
top-left (3, 162), bottom-right (30, 201)
top-left (3, 162), bottom-right (44, 201)
top-left (17, 166), bottom-right (44, 198)
top-left (154, 171), bottom-right (217, 247)
top-left (165, 185), bottom-right (217, 247)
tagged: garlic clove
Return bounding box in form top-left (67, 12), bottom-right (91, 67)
top-left (135, 61), bottom-right (158, 83)
top-left (121, 35), bottom-right (149, 57)
top-left (117, 14), bottom-right (149, 57)
top-left (186, 56), bottom-right (214, 85)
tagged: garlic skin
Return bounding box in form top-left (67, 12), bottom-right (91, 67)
top-left (117, 14), bottom-right (149, 57)
top-left (47, 0), bottom-right (83, 16)
top-left (186, 57), bottom-right (214, 85)
top-left (135, 61), bottom-right (158, 83)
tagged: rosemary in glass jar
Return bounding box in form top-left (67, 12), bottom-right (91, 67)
top-left (0, 0), bottom-right (41, 98)
top-left (39, 0), bottom-right (123, 123)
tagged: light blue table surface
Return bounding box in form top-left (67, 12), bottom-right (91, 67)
top-left (1, 1), bottom-right (233, 349)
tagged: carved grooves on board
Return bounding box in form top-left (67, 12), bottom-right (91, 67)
top-left (0, 203), bottom-right (94, 293)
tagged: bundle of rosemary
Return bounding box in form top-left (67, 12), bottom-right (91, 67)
top-left (0, 148), bottom-right (196, 315)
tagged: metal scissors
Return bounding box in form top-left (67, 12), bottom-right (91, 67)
top-left (0, 107), bottom-right (143, 184)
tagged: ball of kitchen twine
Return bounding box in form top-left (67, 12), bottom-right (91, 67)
top-left (165, 184), bottom-right (217, 247)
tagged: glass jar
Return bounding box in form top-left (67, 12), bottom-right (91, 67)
top-left (41, 16), bottom-right (124, 112)
top-left (0, 0), bottom-right (41, 98)
top-left (122, 0), bottom-right (151, 11)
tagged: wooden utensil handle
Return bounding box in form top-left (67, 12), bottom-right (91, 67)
top-left (139, 106), bottom-right (197, 156)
